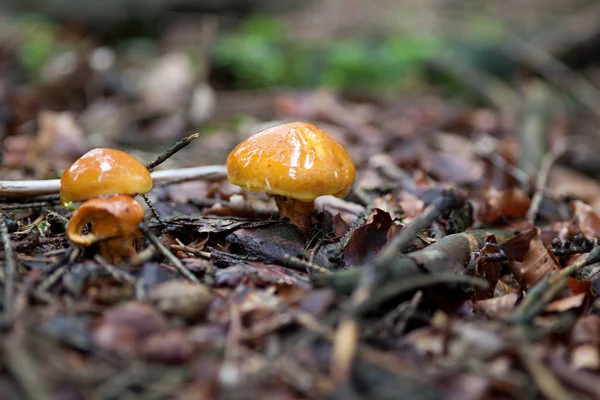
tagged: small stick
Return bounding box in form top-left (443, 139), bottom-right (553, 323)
top-left (146, 132), bottom-right (200, 171)
top-left (516, 340), bottom-right (572, 400)
top-left (0, 212), bottom-right (16, 327)
top-left (33, 248), bottom-right (80, 301)
top-left (93, 255), bottom-right (137, 285)
top-left (526, 141), bottom-right (567, 224)
top-left (170, 243), bottom-right (212, 259)
top-left (2, 339), bottom-right (52, 400)
top-left (0, 165), bottom-right (227, 199)
top-left (138, 223), bottom-right (200, 284)
top-left (0, 201), bottom-right (60, 210)
top-left (139, 193), bottom-right (166, 227)
top-left (283, 254), bottom-right (331, 275)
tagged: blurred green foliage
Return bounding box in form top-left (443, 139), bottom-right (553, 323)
top-left (214, 17), bottom-right (445, 91)
top-left (17, 16), bottom-right (61, 80)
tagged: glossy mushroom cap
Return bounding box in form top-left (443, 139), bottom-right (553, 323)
top-left (226, 121), bottom-right (356, 201)
top-left (60, 148), bottom-right (152, 206)
top-left (66, 195), bottom-right (144, 247)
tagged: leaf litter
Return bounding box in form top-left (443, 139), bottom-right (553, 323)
top-left (3, 29), bottom-right (600, 400)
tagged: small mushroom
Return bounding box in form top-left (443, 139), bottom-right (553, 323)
top-left (60, 148), bottom-right (152, 206)
top-left (66, 195), bottom-right (144, 263)
top-left (60, 148), bottom-right (152, 263)
top-left (226, 121), bottom-right (356, 233)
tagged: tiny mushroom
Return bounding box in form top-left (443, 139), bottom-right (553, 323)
top-left (60, 148), bottom-right (152, 206)
top-left (66, 195), bottom-right (144, 263)
top-left (60, 148), bottom-right (152, 263)
top-left (226, 121), bottom-right (356, 233)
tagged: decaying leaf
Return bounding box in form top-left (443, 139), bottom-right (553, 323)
top-left (572, 200), bottom-right (600, 239)
top-left (545, 293), bottom-right (586, 313)
top-left (474, 187), bottom-right (531, 225)
top-left (474, 293), bottom-right (519, 317)
top-left (508, 228), bottom-right (561, 288)
top-left (343, 208), bottom-right (402, 266)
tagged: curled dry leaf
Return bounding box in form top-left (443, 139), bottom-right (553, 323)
top-left (342, 208), bottom-right (401, 266)
top-left (150, 280), bottom-right (212, 320)
top-left (474, 187), bottom-right (531, 225)
top-left (566, 277), bottom-right (592, 296)
top-left (508, 228), bottom-right (561, 289)
top-left (545, 293), bottom-right (586, 313)
top-left (571, 344), bottom-right (600, 370)
top-left (572, 200), bottom-right (600, 239)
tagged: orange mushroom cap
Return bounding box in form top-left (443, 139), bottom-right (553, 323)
top-left (226, 121), bottom-right (356, 201)
top-left (60, 148), bottom-right (152, 206)
top-left (66, 195), bottom-right (144, 247)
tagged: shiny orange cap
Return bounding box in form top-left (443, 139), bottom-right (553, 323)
top-left (226, 121), bottom-right (356, 201)
top-left (66, 195), bottom-right (144, 247)
top-left (60, 148), bottom-right (152, 205)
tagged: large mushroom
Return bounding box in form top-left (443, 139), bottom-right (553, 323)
top-left (60, 148), bottom-right (152, 263)
top-left (226, 121), bottom-right (356, 233)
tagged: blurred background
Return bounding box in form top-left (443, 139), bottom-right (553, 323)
top-left (2, 0), bottom-right (600, 183)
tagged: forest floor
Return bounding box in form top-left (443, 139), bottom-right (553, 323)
top-left (2, 11), bottom-right (600, 400)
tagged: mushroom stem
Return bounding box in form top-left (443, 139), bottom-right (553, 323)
top-left (274, 195), bottom-right (314, 234)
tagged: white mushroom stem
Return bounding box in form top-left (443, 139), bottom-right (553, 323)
top-left (0, 165), bottom-right (227, 199)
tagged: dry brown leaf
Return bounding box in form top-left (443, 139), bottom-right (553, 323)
top-left (572, 200), bottom-right (600, 239)
top-left (545, 293), bottom-right (586, 313)
top-left (571, 344), bottom-right (600, 371)
top-left (474, 293), bottom-right (519, 317)
top-left (566, 277), bottom-right (592, 296)
top-left (474, 187), bottom-right (531, 225)
top-left (509, 228), bottom-right (561, 289)
top-left (549, 165), bottom-right (600, 213)
top-left (343, 208), bottom-right (401, 266)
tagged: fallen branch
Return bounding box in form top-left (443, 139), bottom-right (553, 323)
top-left (0, 165), bottom-right (227, 199)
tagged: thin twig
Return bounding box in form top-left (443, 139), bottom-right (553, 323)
top-left (0, 201), bottom-right (60, 210)
top-left (93, 255), bottom-right (137, 285)
top-left (0, 212), bottom-right (16, 328)
top-left (139, 193), bottom-right (166, 227)
top-left (2, 338), bottom-right (52, 400)
top-left (170, 243), bottom-right (211, 259)
top-left (282, 254), bottom-right (331, 275)
top-left (0, 165), bottom-right (227, 199)
top-left (526, 141), bottom-right (567, 224)
top-left (146, 132), bottom-right (200, 171)
top-left (138, 223), bottom-right (200, 284)
top-left (516, 338), bottom-right (572, 400)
